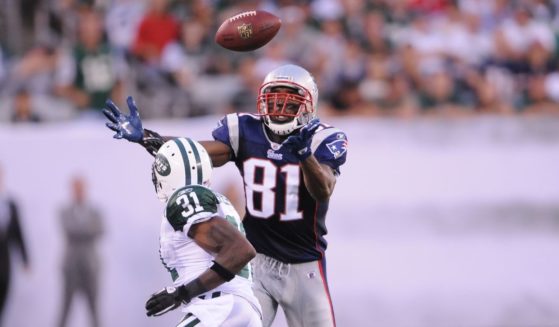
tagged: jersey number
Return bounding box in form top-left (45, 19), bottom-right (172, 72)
top-left (176, 192), bottom-right (203, 218)
top-left (243, 159), bottom-right (302, 221)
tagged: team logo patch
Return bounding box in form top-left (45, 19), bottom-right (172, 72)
top-left (154, 154), bottom-right (171, 176)
top-left (267, 149), bottom-right (283, 160)
top-left (237, 23), bottom-right (253, 39)
top-left (326, 139), bottom-right (347, 159)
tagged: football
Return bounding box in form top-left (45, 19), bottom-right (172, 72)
top-left (215, 10), bottom-right (281, 52)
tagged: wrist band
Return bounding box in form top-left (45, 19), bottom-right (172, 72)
top-left (210, 261), bottom-right (235, 281)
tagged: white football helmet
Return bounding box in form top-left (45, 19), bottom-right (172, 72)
top-left (151, 138), bottom-right (213, 202)
top-left (257, 64), bottom-right (319, 135)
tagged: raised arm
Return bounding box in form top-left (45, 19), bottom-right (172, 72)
top-left (103, 97), bottom-right (231, 165)
top-left (199, 141), bottom-right (231, 167)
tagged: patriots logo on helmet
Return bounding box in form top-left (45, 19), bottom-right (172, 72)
top-left (326, 138), bottom-right (347, 159)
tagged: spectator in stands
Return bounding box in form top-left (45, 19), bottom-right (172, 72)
top-left (440, 5), bottom-right (493, 67)
top-left (159, 18), bottom-right (212, 90)
top-left (3, 0), bottom-right (559, 120)
top-left (275, 6), bottom-right (318, 64)
top-left (304, 18), bottom-right (348, 100)
top-left (6, 43), bottom-right (77, 121)
top-left (11, 88), bottom-right (41, 123)
top-left (464, 69), bottom-right (513, 114)
top-left (359, 10), bottom-right (393, 55)
top-left (492, 5), bottom-right (555, 74)
top-left (54, 8), bottom-right (124, 115)
top-left (9, 44), bottom-right (59, 96)
top-left (329, 39), bottom-right (368, 115)
top-left (358, 53), bottom-right (417, 116)
top-left (402, 14), bottom-right (445, 80)
top-left (227, 56), bottom-right (260, 114)
top-left (131, 0), bottom-right (179, 65)
top-left (253, 41), bottom-right (290, 80)
top-left (104, 0), bottom-right (146, 57)
top-left (417, 70), bottom-right (471, 115)
top-left (520, 73), bottom-right (558, 114)
top-left (544, 67), bottom-right (559, 107)
top-left (127, 0), bottom-right (184, 118)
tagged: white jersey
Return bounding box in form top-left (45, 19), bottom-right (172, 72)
top-left (158, 185), bottom-right (261, 315)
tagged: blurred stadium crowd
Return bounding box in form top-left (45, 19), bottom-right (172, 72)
top-left (1, 0), bottom-right (559, 122)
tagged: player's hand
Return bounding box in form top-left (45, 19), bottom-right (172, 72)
top-left (145, 286), bottom-right (183, 317)
top-left (103, 96), bottom-right (144, 143)
top-left (281, 118), bottom-right (320, 161)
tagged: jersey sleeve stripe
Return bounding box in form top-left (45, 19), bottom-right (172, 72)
top-left (190, 212), bottom-right (215, 222)
top-left (173, 139), bottom-right (192, 185)
top-left (311, 128), bottom-right (342, 153)
top-left (186, 138), bottom-right (203, 185)
top-left (226, 114), bottom-right (240, 157)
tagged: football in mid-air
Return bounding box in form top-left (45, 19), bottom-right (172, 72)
top-left (215, 10), bottom-right (281, 52)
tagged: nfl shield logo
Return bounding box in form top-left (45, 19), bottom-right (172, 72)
top-left (326, 139), bottom-right (347, 159)
top-left (237, 23), bottom-right (253, 39)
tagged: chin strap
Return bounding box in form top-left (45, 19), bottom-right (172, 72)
top-left (266, 120), bottom-right (301, 136)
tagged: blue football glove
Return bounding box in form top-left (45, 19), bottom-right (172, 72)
top-left (281, 118), bottom-right (321, 161)
top-left (103, 96), bottom-right (144, 143)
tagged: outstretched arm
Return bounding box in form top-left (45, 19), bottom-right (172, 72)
top-left (103, 97), bottom-right (144, 142)
top-left (144, 217), bottom-right (255, 317)
top-left (103, 97), bottom-right (167, 156)
top-left (103, 97), bottom-right (232, 163)
top-left (199, 141), bottom-right (231, 167)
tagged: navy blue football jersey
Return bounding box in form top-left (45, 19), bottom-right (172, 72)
top-left (212, 113), bottom-right (348, 263)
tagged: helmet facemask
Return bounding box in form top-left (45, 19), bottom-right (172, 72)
top-left (257, 83), bottom-right (315, 135)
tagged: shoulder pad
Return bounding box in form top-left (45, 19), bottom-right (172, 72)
top-left (166, 185), bottom-right (218, 231)
top-left (311, 127), bottom-right (345, 154)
